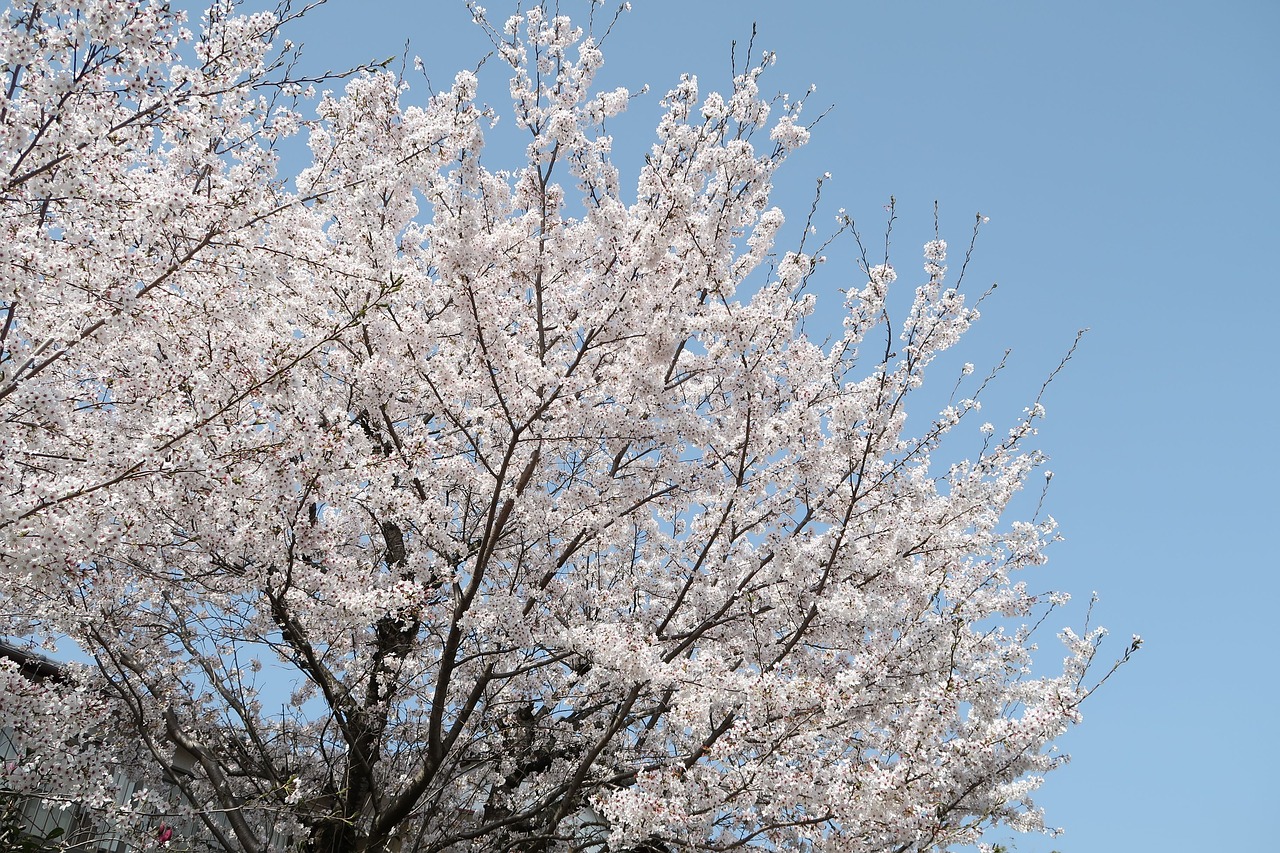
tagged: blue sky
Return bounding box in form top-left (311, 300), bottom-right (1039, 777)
top-left (218, 1), bottom-right (1278, 849)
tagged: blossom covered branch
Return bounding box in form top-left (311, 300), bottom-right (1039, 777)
top-left (0, 3), bottom-right (1131, 852)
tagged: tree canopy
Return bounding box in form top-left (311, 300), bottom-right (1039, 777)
top-left (0, 3), bottom-right (1134, 852)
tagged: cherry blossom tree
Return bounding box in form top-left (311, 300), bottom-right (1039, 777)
top-left (0, 2), bottom-right (1136, 852)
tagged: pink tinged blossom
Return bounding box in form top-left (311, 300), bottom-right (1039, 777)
top-left (0, 3), bottom-right (1130, 852)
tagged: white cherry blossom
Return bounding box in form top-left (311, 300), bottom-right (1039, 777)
top-left (0, 4), bottom-right (1133, 852)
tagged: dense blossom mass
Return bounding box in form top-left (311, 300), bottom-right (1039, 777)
top-left (0, 2), bottom-right (1132, 852)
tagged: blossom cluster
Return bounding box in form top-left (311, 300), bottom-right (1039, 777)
top-left (0, 3), bottom-right (1122, 852)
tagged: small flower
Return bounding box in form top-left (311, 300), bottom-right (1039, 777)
top-left (868, 264), bottom-right (896, 287)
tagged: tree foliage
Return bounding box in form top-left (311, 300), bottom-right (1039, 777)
top-left (0, 2), bottom-right (1134, 851)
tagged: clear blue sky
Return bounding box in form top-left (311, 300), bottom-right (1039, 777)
top-left (225, 1), bottom-right (1280, 849)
